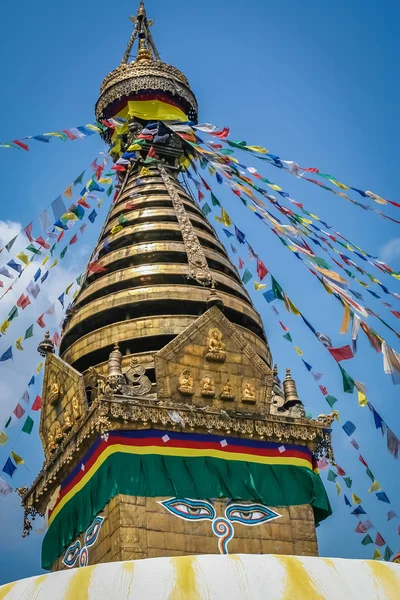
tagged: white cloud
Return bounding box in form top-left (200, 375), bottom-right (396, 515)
top-left (380, 238), bottom-right (400, 264)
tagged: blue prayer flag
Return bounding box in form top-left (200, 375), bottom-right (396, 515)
top-left (342, 421), bottom-right (356, 436)
top-left (376, 492), bottom-right (390, 504)
top-left (0, 347), bottom-right (13, 362)
top-left (33, 268), bottom-right (41, 282)
top-left (223, 229), bottom-right (234, 238)
top-left (2, 457), bottom-right (16, 477)
top-left (28, 375), bottom-right (35, 386)
top-left (88, 210), bottom-right (97, 224)
top-left (262, 290), bottom-right (275, 304)
top-left (58, 293), bottom-right (65, 308)
top-left (351, 506), bottom-right (366, 515)
top-left (7, 260), bottom-right (22, 274)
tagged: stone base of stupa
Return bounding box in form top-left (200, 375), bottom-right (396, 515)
top-left (0, 554), bottom-right (399, 598)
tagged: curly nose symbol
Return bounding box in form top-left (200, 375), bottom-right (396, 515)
top-left (212, 517), bottom-right (234, 554)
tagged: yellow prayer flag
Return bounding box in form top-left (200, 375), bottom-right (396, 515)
top-left (61, 212), bottom-right (78, 221)
top-left (73, 289), bottom-right (79, 299)
top-left (15, 337), bottom-right (23, 351)
top-left (268, 184), bottom-right (283, 192)
top-left (11, 451), bottom-right (24, 465)
top-left (330, 180), bottom-right (349, 190)
top-left (97, 199), bottom-right (103, 208)
top-left (245, 145), bottom-right (268, 154)
top-left (351, 493), bottom-right (362, 505)
top-left (287, 297), bottom-right (301, 316)
top-left (294, 346), bottom-right (303, 356)
top-left (16, 252), bottom-right (30, 267)
top-left (372, 195), bottom-right (386, 205)
top-left (128, 144), bottom-right (143, 151)
top-left (63, 184), bottom-right (73, 199)
top-left (65, 283), bottom-right (74, 295)
top-left (85, 124), bottom-right (101, 132)
top-left (111, 225), bottom-right (123, 235)
top-left (41, 255), bottom-right (49, 266)
top-left (336, 482), bottom-right (342, 496)
top-left (99, 177), bottom-right (112, 184)
top-left (345, 244), bottom-right (354, 252)
top-left (0, 431), bottom-right (8, 446)
top-left (0, 320), bottom-right (10, 335)
top-left (36, 361), bottom-right (43, 374)
top-left (254, 282), bottom-right (266, 291)
top-left (368, 481), bottom-right (381, 493)
top-left (309, 213), bottom-right (320, 220)
top-left (44, 132), bottom-right (63, 138)
top-left (229, 156), bottom-right (239, 164)
top-left (208, 166), bottom-right (216, 176)
top-left (391, 273), bottom-right (400, 280)
top-left (221, 208), bottom-right (232, 227)
top-left (340, 303), bottom-right (351, 334)
top-left (357, 390), bottom-right (368, 407)
top-left (356, 279), bottom-right (369, 288)
top-left (214, 216), bottom-right (223, 224)
top-left (314, 265), bottom-right (348, 284)
top-left (373, 549), bottom-right (382, 560)
top-left (50, 259), bottom-right (58, 268)
top-left (248, 205), bottom-right (256, 212)
top-left (140, 167), bottom-right (152, 177)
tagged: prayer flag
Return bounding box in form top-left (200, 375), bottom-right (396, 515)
top-left (88, 261), bottom-right (107, 274)
top-left (328, 345), bottom-right (354, 362)
top-left (352, 493), bottom-right (362, 505)
top-left (343, 477), bottom-right (352, 488)
top-left (0, 432), bottom-right (8, 446)
top-left (375, 533), bottom-right (386, 547)
top-left (15, 337), bottom-right (23, 351)
top-left (351, 506), bottom-right (366, 516)
top-left (24, 325), bottom-right (34, 340)
top-left (0, 347), bottom-right (13, 362)
top-left (254, 282), bottom-right (266, 291)
top-left (35, 236), bottom-right (50, 249)
top-left (11, 451), bottom-right (24, 465)
top-left (13, 404), bottom-right (25, 419)
top-left (257, 259), bottom-right (269, 281)
top-left (384, 547), bottom-right (393, 561)
top-left (32, 395), bottom-right (42, 411)
top-left (342, 421), bottom-right (356, 436)
top-left (2, 458), bottom-right (16, 477)
top-left (16, 252), bottom-right (30, 266)
top-left (283, 333), bottom-right (292, 342)
top-left (339, 365), bottom-right (355, 393)
top-left (376, 492), bottom-right (390, 503)
top-left (325, 395), bottom-right (338, 408)
top-left (51, 196), bottom-right (67, 220)
top-left (36, 314), bottom-right (46, 328)
top-left (369, 481), bottom-right (381, 492)
top-left (22, 416), bottom-right (34, 435)
top-left (241, 269), bottom-right (252, 285)
top-left (294, 346), bottom-right (303, 356)
top-left (361, 535), bottom-right (373, 546)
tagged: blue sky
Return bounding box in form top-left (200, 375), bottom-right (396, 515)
top-left (0, 0), bottom-right (399, 585)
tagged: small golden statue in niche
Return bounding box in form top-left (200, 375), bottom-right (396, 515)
top-left (71, 396), bottom-right (82, 421)
top-left (62, 407), bottom-right (74, 434)
top-left (201, 375), bottom-right (215, 398)
top-left (48, 381), bottom-right (59, 405)
top-left (178, 369), bottom-right (194, 396)
top-left (221, 378), bottom-right (235, 400)
top-left (52, 419), bottom-right (63, 444)
top-left (205, 328), bottom-right (226, 363)
top-left (47, 430), bottom-right (58, 454)
top-left (242, 381), bottom-right (256, 403)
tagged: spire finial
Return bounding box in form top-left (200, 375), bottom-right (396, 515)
top-left (121, 2), bottom-right (160, 65)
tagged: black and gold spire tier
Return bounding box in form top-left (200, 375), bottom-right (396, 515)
top-left (22, 2), bottom-right (334, 572)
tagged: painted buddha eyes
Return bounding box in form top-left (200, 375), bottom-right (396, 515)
top-left (84, 516), bottom-right (104, 547)
top-left (160, 498), bottom-right (216, 521)
top-left (225, 503), bottom-right (281, 525)
top-left (63, 541), bottom-right (81, 567)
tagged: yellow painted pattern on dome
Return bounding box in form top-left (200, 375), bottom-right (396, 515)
top-left (64, 566), bottom-right (93, 600)
top-left (367, 560), bottom-right (400, 599)
top-left (169, 556), bottom-right (199, 600)
top-left (278, 556), bottom-right (324, 600)
top-left (0, 581), bottom-right (16, 600)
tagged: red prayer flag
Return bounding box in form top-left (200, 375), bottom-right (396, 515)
top-left (257, 258), bottom-right (269, 281)
top-left (69, 234), bottom-right (78, 245)
top-left (101, 119), bottom-right (114, 129)
top-left (147, 146), bottom-right (157, 158)
top-left (88, 261), bottom-right (107, 274)
top-left (62, 129), bottom-right (77, 140)
top-left (35, 236), bottom-right (50, 249)
top-left (52, 332), bottom-right (61, 347)
top-left (238, 257), bottom-right (245, 270)
top-left (24, 223), bottom-right (34, 242)
top-left (336, 465), bottom-right (346, 476)
top-left (198, 190), bottom-right (204, 202)
top-left (391, 311), bottom-right (400, 319)
top-left (232, 189), bottom-right (241, 197)
top-left (328, 345), bottom-right (354, 362)
top-left (36, 314), bottom-right (46, 328)
top-left (13, 403), bottom-right (25, 419)
top-left (57, 231), bottom-right (64, 243)
top-left (16, 294), bottom-right (30, 310)
top-left (279, 321), bottom-right (289, 332)
top-left (77, 198), bottom-right (91, 209)
top-left (111, 165), bottom-right (126, 172)
top-left (359, 455), bottom-right (368, 468)
top-left (13, 139), bottom-right (29, 151)
top-left (32, 395), bottom-right (42, 411)
top-left (212, 127), bottom-right (230, 139)
top-left (200, 177), bottom-right (211, 191)
top-left (375, 533), bottom-right (386, 547)
top-left (355, 521), bottom-right (369, 534)
top-left (319, 385), bottom-right (328, 396)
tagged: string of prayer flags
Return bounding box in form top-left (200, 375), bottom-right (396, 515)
top-left (10, 451), bottom-right (24, 465)
top-left (0, 123), bottom-right (100, 153)
top-left (0, 478), bottom-right (12, 495)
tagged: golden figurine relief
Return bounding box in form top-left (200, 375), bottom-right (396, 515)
top-left (178, 369), bottom-right (194, 396)
top-left (51, 420), bottom-right (63, 446)
top-left (201, 375), bottom-right (215, 398)
top-left (221, 378), bottom-right (235, 401)
top-left (62, 408), bottom-right (74, 434)
top-left (71, 396), bottom-right (82, 421)
top-left (205, 327), bottom-right (226, 363)
top-left (48, 381), bottom-right (59, 405)
top-left (242, 381), bottom-right (256, 403)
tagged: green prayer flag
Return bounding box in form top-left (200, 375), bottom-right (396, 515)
top-left (327, 469), bottom-right (337, 482)
top-left (241, 269), bottom-right (252, 285)
top-left (312, 257), bottom-right (331, 270)
top-left (50, 243), bottom-right (56, 256)
top-left (73, 170), bottom-right (86, 186)
top-left (118, 213), bottom-right (128, 225)
top-left (5, 417), bottom-right (11, 429)
top-left (239, 197), bottom-right (247, 206)
top-left (60, 246), bottom-right (68, 259)
top-left (106, 185), bottom-right (113, 197)
top-left (384, 546), bottom-right (393, 561)
top-left (201, 203), bottom-right (212, 216)
top-left (343, 477), bottom-right (352, 488)
top-left (339, 364), bottom-right (355, 394)
top-left (325, 395), bottom-right (338, 408)
top-left (271, 276), bottom-right (284, 301)
top-left (361, 534), bottom-right (373, 546)
top-left (227, 140), bottom-right (247, 148)
top-left (8, 306), bottom-right (18, 322)
top-left (76, 274), bottom-right (83, 286)
top-left (283, 333), bottom-right (292, 342)
top-left (26, 243), bottom-right (42, 255)
top-left (22, 416), bottom-right (34, 435)
top-left (365, 468), bottom-right (375, 482)
top-left (24, 325), bottom-right (34, 340)
top-left (211, 193), bottom-right (221, 207)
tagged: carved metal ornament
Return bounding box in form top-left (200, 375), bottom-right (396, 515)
top-left (158, 164), bottom-right (212, 286)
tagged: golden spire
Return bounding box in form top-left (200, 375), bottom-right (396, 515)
top-left (121, 2), bottom-right (160, 64)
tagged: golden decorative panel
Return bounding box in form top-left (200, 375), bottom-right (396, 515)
top-left (155, 306), bottom-right (274, 414)
top-left (39, 354), bottom-right (88, 461)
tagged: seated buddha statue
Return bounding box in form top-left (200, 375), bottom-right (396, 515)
top-left (221, 378), bottom-right (235, 400)
top-left (72, 396), bottom-right (82, 421)
top-left (178, 369), bottom-right (194, 396)
top-left (242, 381), bottom-right (256, 403)
top-left (205, 328), bottom-right (226, 363)
top-left (201, 375), bottom-right (215, 398)
top-left (62, 407), bottom-right (74, 434)
top-left (52, 419), bottom-right (63, 444)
